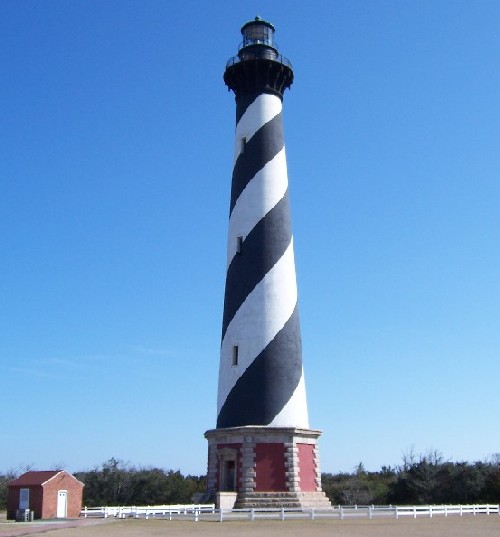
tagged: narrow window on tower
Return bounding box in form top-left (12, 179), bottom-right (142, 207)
top-left (240, 137), bottom-right (247, 154)
top-left (232, 346), bottom-right (239, 367)
top-left (236, 236), bottom-right (243, 255)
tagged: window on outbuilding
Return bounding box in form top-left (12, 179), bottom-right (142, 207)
top-left (19, 489), bottom-right (29, 510)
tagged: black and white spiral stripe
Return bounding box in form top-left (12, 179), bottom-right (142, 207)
top-left (217, 92), bottom-right (309, 429)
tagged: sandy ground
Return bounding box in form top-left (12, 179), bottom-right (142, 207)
top-left (1, 515), bottom-right (499, 537)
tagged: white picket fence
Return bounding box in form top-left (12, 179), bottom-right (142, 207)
top-left (393, 504), bottom-right (499, 519)
top-left (81, 503), bottom-right (499, 522)
top-left (217, 504), bottom-right (499, 522)
top-left (81, 504), bottom-right (215, 520)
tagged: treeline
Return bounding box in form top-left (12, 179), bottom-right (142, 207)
top-left (1, 452), bottom-right (499, 509)
top-left (74, 458), bottom-right (206, 506)
top-left (323, 452), bottom-right (500, 505)
top-left (0, 472), bottom-right (15, 511)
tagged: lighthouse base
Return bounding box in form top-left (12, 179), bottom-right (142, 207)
top-left (204, 426), bottom-right (331, 509)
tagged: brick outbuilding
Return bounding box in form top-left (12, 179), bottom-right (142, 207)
top-left (7, 470), bottom-right (84, 520)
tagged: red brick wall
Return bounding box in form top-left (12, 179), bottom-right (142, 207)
top-left (7, 487), bottom-right (19, 519)
top-left (298, 443), bottom-right (317, 492)
top-left (7, 486), bottom-right (43, 520)
top-left (42, 473), bottom-right (84, 518)
top-left (255, 443), bottom-right (286, 491)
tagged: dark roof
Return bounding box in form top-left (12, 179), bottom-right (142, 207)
top-left (9, 470), bottom-right (63, 486)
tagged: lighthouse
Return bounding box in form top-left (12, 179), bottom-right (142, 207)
top-left (205, 18), bottom-right (331, 509)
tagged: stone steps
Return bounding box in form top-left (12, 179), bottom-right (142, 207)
top-left (234, 491), bottom-right (332, 510)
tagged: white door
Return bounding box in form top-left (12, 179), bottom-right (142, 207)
top-left (56, 490), bottom-right (67, 518)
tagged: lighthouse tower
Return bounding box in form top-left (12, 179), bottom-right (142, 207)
top-left (205, 18), bottom-right (331, 509)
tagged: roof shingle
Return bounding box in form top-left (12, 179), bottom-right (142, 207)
top-left (9, 471), bottom-right (61, 486)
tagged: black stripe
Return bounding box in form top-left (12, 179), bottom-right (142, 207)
top-left (221, 192), bottom-right (292, 340)
top-left (235, 93), bottom-right (259, 125)
top-left (230, 112), bottom-right (284, 215)
top-left (217, 305), bottom-right (302, 428)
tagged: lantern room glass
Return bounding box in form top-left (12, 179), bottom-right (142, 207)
top-left (241, 21), bottom-right (275, 48)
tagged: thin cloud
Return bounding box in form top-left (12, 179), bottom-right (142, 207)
top-left (40, 354), bottom-right (119, 374)
top-left (7, 366), bottom-right (56, 379)
top-left (46, 357), bottom-right (83, 369)
top-left (131, 345), bottom-right (177, 357)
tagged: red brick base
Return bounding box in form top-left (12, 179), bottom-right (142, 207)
top-left (205, 426), bottom-right (331, 508)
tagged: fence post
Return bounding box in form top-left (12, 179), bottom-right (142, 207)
top-left (413, 507), bottom-right (417, 519)
top-left (250, 508), bottom-right (255, 521)
top-left (460, 505), bottom-right (463, 516)
top-left (395, 506), bottom-right (399, 519)
top-left (219, 509), bottom-right (224, 522)
top-left (310, 508), bottom-right (315, 520)
top-left (194, 509), bottom-right (199, 522)
top-left (368, 506), bottom-right (372, 520)
top-left (340, 507), bottom-right (344, 520)
top-left (280, 508), bottom-right (285, 521)
top-left (429, 506), bottom-right (432, 518)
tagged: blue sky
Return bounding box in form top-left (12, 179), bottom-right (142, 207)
top-left (1, 0), bottom-right (499, 476)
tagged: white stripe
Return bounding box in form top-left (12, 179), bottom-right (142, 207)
top-left (269, 370), bottom-right (309, 428)
top-left (233, 94), bottom-right (282, 164)
top-left (226, 148), bottom-right (288, 268)
top-left (217, 241), bottom-right (298, 414)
